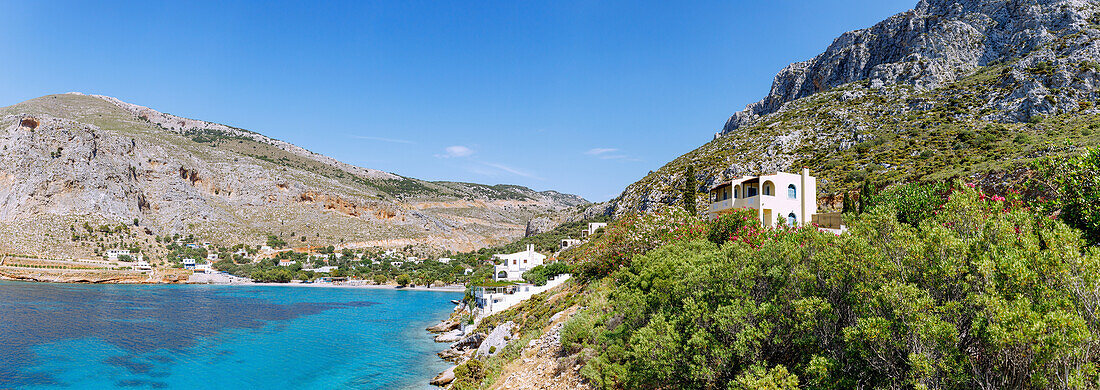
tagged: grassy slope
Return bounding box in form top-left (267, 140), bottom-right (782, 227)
top-left (620, 63), bottom-right (1100, 212)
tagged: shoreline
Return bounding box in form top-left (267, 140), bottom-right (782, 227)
top-left (242, 281), bottom-right (467, 292)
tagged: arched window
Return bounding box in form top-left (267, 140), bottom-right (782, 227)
top-left (788, 184), bottom-right (797, 199)
top-left (734, 186), bottom-right (740, 199)
top-left (787, 213), bottom-right (797, 226)
top-left (763, 181), bottom-right (774, 196)
top-left (497, 271), bottom-right (508, 279)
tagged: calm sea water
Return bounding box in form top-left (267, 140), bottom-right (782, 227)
top-left (0, 281), bottom-right (461, 389)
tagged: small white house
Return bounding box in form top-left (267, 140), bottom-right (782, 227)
top-left (206, 253), bottom-right (220, 262)
top-left (708, 168), bottom-right (817, 227)
top-left (132, 260), bottom-right (152, 271)
top-left (390, 261), bottom-right (404, 267)
top-left (406, 256), bottom-right (420, 264)
top-left (304, 266), bottom-right (338, 273)
top-left (278, 260), bottom-right (297, 267)
top-left (194, 263), bottom-right (213, 273)
top-left (560, 239), bottom-right (583, 250)
top-left (492, 244), bottom-right (546, 281)
top-left (437, 257), bottom-right (453, 264)
top-left (105, 249), bottom-right (130, 261)
top-left (581, 223), bottom-right (608, 238)
top-left (182, 258), bottom-right (196, 270)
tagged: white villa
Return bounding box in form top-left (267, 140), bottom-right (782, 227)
top-left (105, 249), bottom-right (130, 261)
top-left (708, 168), bottom-right (817, 227)
top-left (492, 244), bottom-right (546, 281)
top-left (277, 260), bottom-right (297, 267)
top-left (580, 222), bottom-right (607, 238)
top-left (182, 258), bottom-right (196, 270)
top-left (473, 274), bottom-right (571, 317)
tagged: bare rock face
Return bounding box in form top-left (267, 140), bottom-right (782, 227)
top-left (720, 0), bottom-right (1100, 135)
top-left (477, 321), bottom-right (515, 357)
top-left (524, 216), bottom-right (557, 237)
top-left (0, 94), bottom-right (589, 257)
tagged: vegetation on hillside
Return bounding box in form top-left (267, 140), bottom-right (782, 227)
top-left (467, 148), bottom-right (1100, 389)
top-left (620, 61), bottom-right (1100, 215)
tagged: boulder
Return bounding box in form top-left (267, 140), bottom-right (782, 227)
top-left (476, 321), bottom-right (515, 357)
top-left (430, 366), bottom-right (455, 386)
top-left (451, 332), bottom-right (485, 351)
top-left (427, 320), bottom-right (459, 333)
top-left (434, 329), bottom-right (464, 343)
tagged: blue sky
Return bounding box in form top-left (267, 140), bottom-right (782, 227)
top-left (0, 1), bottom-right (914, 202)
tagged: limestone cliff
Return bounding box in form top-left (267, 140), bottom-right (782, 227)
top-left (0, 94), bottom-right (588, 257)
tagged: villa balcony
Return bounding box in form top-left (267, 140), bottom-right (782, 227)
top-left (709, 196), bottom-right (757, 215)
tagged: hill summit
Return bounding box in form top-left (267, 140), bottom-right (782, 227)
top-left (608, 0), bottom-right (1100, 216)
top-left (0, 93), bottom-right (587, 258)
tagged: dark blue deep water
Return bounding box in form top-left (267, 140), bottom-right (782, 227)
top-left (0, 281), bottom-right (461, 389)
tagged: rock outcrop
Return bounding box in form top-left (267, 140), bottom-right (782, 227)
top-left (721, 0), bottom-right (1100, 135)
top-left (607, 0), bottom-right (1100, 217)
top-left (476, 321), bottom-right (515, 357)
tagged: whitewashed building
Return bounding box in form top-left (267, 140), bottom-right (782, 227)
top-left (560, 239), bottom-right (583, 250)
top-left (580, 223), bottom-right (607, 238)
top-left (492, 244), bottom-right (546, 281)
top-left (708, 168), bottom-right (817, 227)
top-left (105, 249), bottom-right (130, 261)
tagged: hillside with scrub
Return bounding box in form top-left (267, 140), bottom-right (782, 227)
top-left (445, 147), bottom-right (1100, 389)
top-left (606, 0), bottom-right (1100, 216)
top-left (0, 93), bottom-right (587, 259)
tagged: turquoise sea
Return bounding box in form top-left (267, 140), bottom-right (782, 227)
top-left (0, 281), bottom-right (461, 389)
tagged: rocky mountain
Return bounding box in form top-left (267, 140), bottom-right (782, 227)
top-left (609, 0), bottom-right (1100, 216)
top-left (0, 93), bottom-right (587, 258)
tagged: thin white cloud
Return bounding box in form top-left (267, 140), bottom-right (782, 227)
top-left (480, 162), bottom-right (542, 180)
top-left (350, 135), bottom-right (415, 144)
top-left (436, 145), bottom-right (474, 158)
top-left (585, 147), bottom-right (639, 161)
top-left (585, 148), bottom-right (619, 156)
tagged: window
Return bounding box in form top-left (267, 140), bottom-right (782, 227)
top-left (513, 260), bottom-right (517, 265)
top-left (747, 187), bottom-right (758, 197)
top-left (788, 184), bottom-right (797, 199)
top-left (787, 213), bottom-right (797, 226)
top-left (734, 187), bottom-right (740, 199)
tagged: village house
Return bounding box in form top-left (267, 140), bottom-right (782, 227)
top-left (132, 260), bottom-right (152, 271)
top-left (437, 257), bottom-right (453, 264)
top-left (277, 259), bottom-right (297, 267)
top-left (707, 168), bottom-right (817, 227)
top-left (560, 238), bottom-right (583, 250)
top-left (206, 253), bottom-right (219, 262)
top-left (492, 244), bottom-right (546, 281)
top-left (105, 249), bottom-right (130, 261)
top-left (182, 258), bottom-right (196, 270)
top-left (580, 222), bottom-right (608, 238)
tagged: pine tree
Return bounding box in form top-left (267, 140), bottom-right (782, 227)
top-left (842, 191), bottom-right (851, 213)
top-left (683, 165), bottom-right (697, 215)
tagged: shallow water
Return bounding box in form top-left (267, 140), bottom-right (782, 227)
top-left (0, 281), bottom-right (461, 389)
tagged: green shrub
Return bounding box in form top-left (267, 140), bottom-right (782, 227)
top-left (1035, 147), bottom-right (1100, 245)
top-left (864, 180), bottom-right (951, 227)
top-left (451, 359), bottom-right (487, 390)
top-left (568, 182), bottom-right (1100, 389)
top-left (522, 262), bottom-right (573, 286)
top-left (707, 208), bottom-right (756, 246)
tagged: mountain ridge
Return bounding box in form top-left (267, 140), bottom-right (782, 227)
top-left (608, 0), bottom-right (1100, 217)
top-left (0, 93), bottom-right (587, 258)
